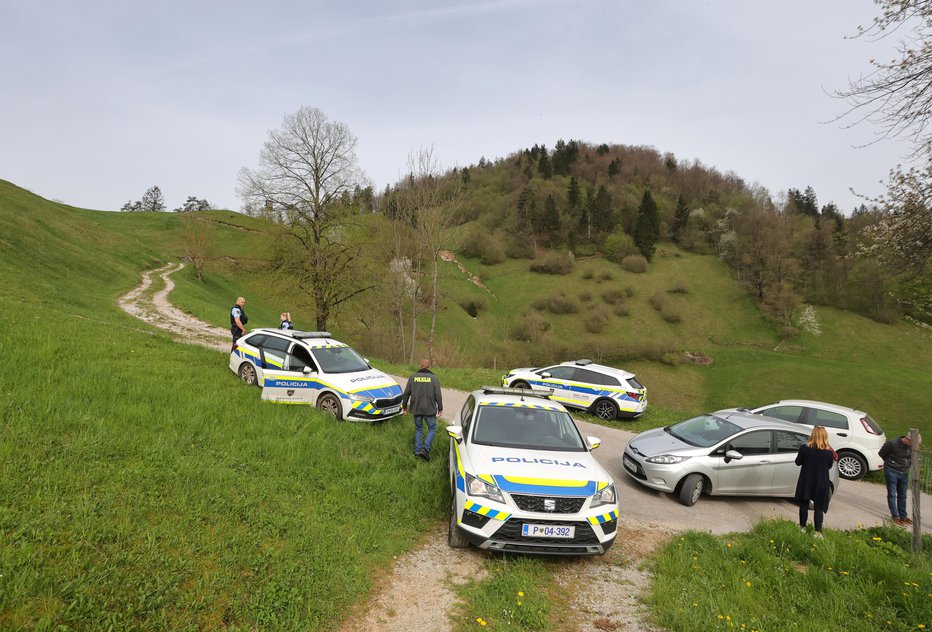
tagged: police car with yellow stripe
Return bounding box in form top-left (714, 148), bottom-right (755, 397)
top-left (229, 329), bottom-right (403, 422)
top-left (502, 359), bottom-right (647, 421)
top-left (447, 386), bottom-right (618, 555)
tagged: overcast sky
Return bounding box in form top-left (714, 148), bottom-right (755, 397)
top-left (0, 0), bottom-right (909, 214)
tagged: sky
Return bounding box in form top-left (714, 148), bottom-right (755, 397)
top-left (0, 0), bottom-right (910, 214)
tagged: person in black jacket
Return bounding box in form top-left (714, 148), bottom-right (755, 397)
top-left (879, 435), bottom-right (913, 525)
top-left (402, 359), bottom-right (443, 461)
top-left (795, 426), bottom-right (836, 537)
top-left (230, 297), bottom-right (248, 349)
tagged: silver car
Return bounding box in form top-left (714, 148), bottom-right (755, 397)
top-left (622, 411), bottom-right (840, 506)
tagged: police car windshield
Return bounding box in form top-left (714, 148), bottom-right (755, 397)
top-left (311, 346), bottom-right (370, 374)
top-left (472, 405), bottom-right (586, 451)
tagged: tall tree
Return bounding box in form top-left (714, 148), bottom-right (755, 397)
top-left (537, 147), bottom-right (553, 179)
top-left (539, 194), bottom-right (561, 244)
top-left (589, 185), bottom-right (615, 234)
top-left (633, 189), bottom-right (660, 260)
top-left (567, 177), bottom-right (580, 209)
top-left (672, 193), bottom-right (690, 242)
top-left (834, 0), bottom-right (932, 158)
top-left (238, 106), bottom-right (372, 330)
top-left (140, 186), bottom-right (165, 212)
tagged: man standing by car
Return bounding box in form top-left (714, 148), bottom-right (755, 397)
top-left (402, 359), bottom-right (443, 461)
top-left (230, 297), bottom-right (248, 349)
top-left (879, 435), bottom-right (912, 525)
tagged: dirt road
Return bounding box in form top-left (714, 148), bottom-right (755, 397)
top-left (121, 263), bottom-right (928, 631)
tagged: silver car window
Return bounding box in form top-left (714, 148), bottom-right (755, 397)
top-left (729, 431), bottom-right (772, 455)
top-left (667, 415), bottom-right (742, 448)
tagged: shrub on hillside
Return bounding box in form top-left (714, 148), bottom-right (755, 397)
top-left (669, 280), bottom-right (689, 294)
top-left (510, 311), bottom-right (550, 342)
top-left (529, 251), bottom-right (574, 275)
top-left (613, 305), bottom-right (630, 317)
top-left (584, 307), bottom-right (612, 334)
top-left (622, 255), bottom-right (648, 273)
top-left (532, 293), bottom-right (579, 314)
top-left (661, 303), bottom-right (681, 323)
top-left (601, 289), bottom-right (625, 305)
top-left (459, 229), bottom-right (506, 265)
top-left (595, 271), bottom-right (614, 284)
top-left (649, 292), bottom-right (666, 311)
top-left (603, 230), bottom-right (639, 263)
top-left (625, 286), bottom-right (636, 298)
top-left (506, 237), bottom-right (535, 259)
top-left (581, 269), bottom-right (594, 280)
top-left (579, 291), bottom-right (592, 302)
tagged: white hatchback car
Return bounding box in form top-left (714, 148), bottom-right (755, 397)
top-left (447, 386), bottom-right (618, 555)
top-left (502, 359), bottom-right (647, 420)
top-left (229, 329), bottom-right (403, 422)
top-left (721, 400), bottom-right (886, 480)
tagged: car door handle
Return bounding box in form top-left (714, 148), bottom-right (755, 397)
top-left (836, 433), bottom-right (848, 437)
top-left (758, 460), bottom-right (771, 464)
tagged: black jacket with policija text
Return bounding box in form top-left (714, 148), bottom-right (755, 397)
top-left (402, 369), bottom-right (443, 416)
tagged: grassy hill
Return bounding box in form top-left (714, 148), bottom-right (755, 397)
top-left (1, 178), bottom-right (930, 628)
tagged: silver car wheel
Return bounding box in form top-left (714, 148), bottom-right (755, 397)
top-left (238, 363), bottom-right (257, 386)
top-left (317, 393), bottom-right (343, 420)
top-left (837, 452), bottom-right (867, 480)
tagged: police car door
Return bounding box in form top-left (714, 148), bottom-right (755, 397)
top-left (537, 366), bottom-right (577, 407)
top-left (260, 340), bottom-right (318, 404)
top-left (569, 367), bottom-right (606, 408)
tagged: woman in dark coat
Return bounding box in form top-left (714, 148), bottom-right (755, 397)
top-left (795, 426), bottom-right (836, 536)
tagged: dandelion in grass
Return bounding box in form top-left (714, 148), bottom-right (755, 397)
top-left (517, 591), bottom-right (524, 597)
top-left (745, 581), bottom-right (752, 587)
top-left (919, 625), bottom-right (926, 629)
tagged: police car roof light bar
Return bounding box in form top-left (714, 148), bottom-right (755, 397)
top-left (574, 359), bottom-right (592, 365)
top-left (292, 331), bottom-right (333, 339)
top-left (480, 386), bottom-right (554, 401)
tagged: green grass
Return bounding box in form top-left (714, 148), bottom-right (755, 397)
top-left (452, 557), bottom-right (567, 631)
top-left (649, 520), bottom-right (932, 632)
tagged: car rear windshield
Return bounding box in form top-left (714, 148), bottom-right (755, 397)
top-left (627, 377), bottom-right (644, 390)
top-left (472, 405), bottom-right (586, 451)
top-left (311, 346), bottom-right (370, 374)
top-left (667, 415), bottom-right (743, 448)
top-left (863, 415), bottom-right (884, 434)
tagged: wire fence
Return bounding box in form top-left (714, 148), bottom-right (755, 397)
top-left (919, 452), bottom-right (932, 496)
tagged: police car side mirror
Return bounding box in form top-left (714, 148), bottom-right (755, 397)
top-left (540, 372), bottom-right (551, 378)
top-left (303, 366), bottom-right (316, 375)
top-left (586, 436), bottom-right (601, 450)
top-left (447, 426), bottom-right (463, 443)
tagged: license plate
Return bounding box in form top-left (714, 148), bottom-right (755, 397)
top-left (383, 405), bottom-right (401, 414)
top-left (521, 524), bottom-right (575, 539)
top-left (623, 455), bottom-right (638, 473)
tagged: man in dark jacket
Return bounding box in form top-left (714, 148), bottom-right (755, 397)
top-left (879, 435), bottom-right (912, 525)
top-left (402, 359), bottom-right (443, 461)
top-left (230, 297), bottom-right (248, 349)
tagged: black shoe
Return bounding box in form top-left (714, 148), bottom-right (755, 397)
top-left (419, 449), bottom-right (431, 462)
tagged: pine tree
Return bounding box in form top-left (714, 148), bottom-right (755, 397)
top-left (608, 157), bottom-right (620, 177)
top-left (141, 186), bottom-right (166, 212)
top-left (567, 177), bottom-right (580, 209)
top-left (538, 147), bottom-right (553, 179)
top-left (540, 194), bottom-right (561, 242)
top-left (672, 194), bottom-right (689, 242)
top-left (589, 185), bottom-right (614, 233)
top-left (634, 189), bottom-right (660, 260)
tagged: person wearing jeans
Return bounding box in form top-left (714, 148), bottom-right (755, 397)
top-left (879, 435), bottom-right (913, 525)
top-left (401, 359), bottom-right (443, 461)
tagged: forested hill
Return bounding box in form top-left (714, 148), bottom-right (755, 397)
top-left (382, 140), bottom-right (924, 327)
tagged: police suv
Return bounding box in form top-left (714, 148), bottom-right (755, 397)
top-left (229, 329), bottom-right (403, 422)
top-left (502, 359), bottom-right (647, 420)
top-left (447, 386), bottom-right (618, 555)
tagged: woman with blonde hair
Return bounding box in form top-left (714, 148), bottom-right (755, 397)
top-left (794, 425), bottom-right (836, 537)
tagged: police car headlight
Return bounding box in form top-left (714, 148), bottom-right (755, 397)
top-left (646, 455), bottom-right (690, 464)
top-left (591, 484), bottom-right (616, 508)
top-left (466, 474), bottom-right (504, 504)
top-left (347, 393), bottom-right (375, 403)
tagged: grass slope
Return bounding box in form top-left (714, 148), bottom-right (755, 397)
top-left (0, 181), bottom-right (449, 629)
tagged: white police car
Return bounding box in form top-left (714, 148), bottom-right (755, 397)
top-left (229, 329), bottom-right (403, 422)
top-left (447, 386), bottom-right (618, 555)
top-left (502, 359), bottom-right (647, 421)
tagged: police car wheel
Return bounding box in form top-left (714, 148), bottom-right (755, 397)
top-left (593, 399), bottom-right (618, 420)
top-left (238, 362), bottom-right (258, 387)
top-left (317, 393), bottom-right (343, 420)
top-left (448, 497), bottom-right (469, 549)
top-left (511, 380), bottom-right (530, 389)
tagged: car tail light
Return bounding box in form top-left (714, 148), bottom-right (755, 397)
top-left (860, 417), bottom-right (881, 435)
top-left (627, 391), bottom-right (640, 400)
top-left (232, 343), bottom-right (238, 352)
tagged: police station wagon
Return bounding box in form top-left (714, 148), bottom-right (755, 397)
top-left (229, 329), bottom-right (403, 422)
top-left (447, 386), bottom-right (618, 555)
top-left (502, 359), bottom-right (647, 420)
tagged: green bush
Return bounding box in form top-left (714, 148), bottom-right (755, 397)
top-left (579, 291), bottom-right (592, 302)
top-left (661, 303), bottom-right (681, 323)
top-left (459, 228), bottom-right (506, 265)
top-left (603, 230), bottom-right (639, 263)
top-left (669, 279), bottom-right (689, 294)
top-left (601, 289), bottom-right (626, 305)
top-left (649, 291), bottom-right (666, 311)
top-left (613, 305), bottom-right (630, 317)
top-left (529, 251), bottom-right (574, 275)
top-left (581, 269), bottom-right (595, 280)
top-left (532, 293), bottom-right (579, 314)
top-left (584, 307), bottom-right (612, 334)
top-left (506, 237), bottom-right (535, 259)
top-left (510, 311), bottom-right (550, 342)
top-left (622, 255), bottom-right (648, 273)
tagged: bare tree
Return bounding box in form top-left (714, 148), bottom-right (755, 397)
top-left (180, 215), bottom-right (209, 281)
top-left (834, 0), bottom-right (932, 158)
top-left (395, 147), bottom-right (460, 364)
top-left (238, 107), bottom-right (372, 330)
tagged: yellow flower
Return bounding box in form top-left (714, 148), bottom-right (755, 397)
top-left (476, 618), bottom-right (483, 624)
top-left (726, 615), bottom-right (732, 621)
top-left (517, 601), bottom-right (522, 607)
top-left (518, 591), bottom-right (524, 597)
top-left (745, 581), bottom-right (752, 587)
top-left (918, 625), bottom-right (925, 630)
top-left (718, 615), bottom-right (724, 620)
top-left (840, 571), bottom-right (849, 576)
top-left (726, 543), bottom-right (732, 548)
top-left (873, 537), bottom-right (882, 541)
top-left (480, 622), bottom-right (487, 627)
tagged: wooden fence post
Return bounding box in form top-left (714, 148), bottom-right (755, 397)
top-left (910, 428), bottom-right (922, 553)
